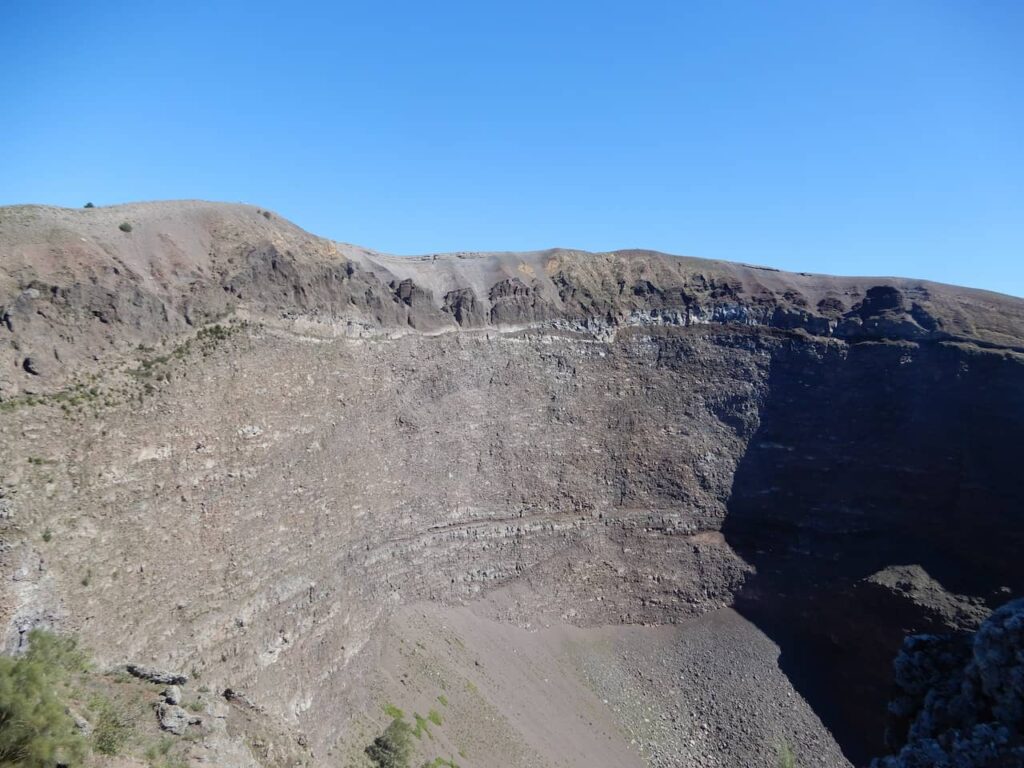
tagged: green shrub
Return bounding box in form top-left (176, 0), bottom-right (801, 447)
top-left (90, 694), bottom-right (132, 755)
top-left (144, 736), bottom-right (174, 760)
top-left (0, 641), bottom-right (86, 766)
top-left (366, 718), bottom-right (413, 768)
top-left (777, 741), bottom-right (796, 768)
top-left (118, 222), bottom-right (133, 232)
top-left (23, 629), bottom-right (88, 674)
top-left (83, 202), bottom-right (95, 208)
top-left (411, 712), bottom-right (434, 740)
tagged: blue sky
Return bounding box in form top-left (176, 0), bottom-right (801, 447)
top-left (2, 1), bottom-right (1022, 296)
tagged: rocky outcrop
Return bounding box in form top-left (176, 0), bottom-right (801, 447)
top-left (156, 701), bottom-right (201, 735)
top-left (441, 287), bottom-right (485, 327)
top-left (127, 664), bottom-right (188, 685)
top-left (3, 202), bottom-right (1022, 398)
top-left (872, 599), bottom-right (1024, 767)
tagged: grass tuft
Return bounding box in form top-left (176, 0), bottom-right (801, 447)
top-left (777, 741), bottom-right (797, 768)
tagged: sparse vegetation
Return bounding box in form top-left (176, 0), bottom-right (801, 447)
top-left (436, 694), bottom-right (447, 707)
top-left (119, 221), bottom-right (133, 232)
top-left (41, 528), bottom-right (52, 543)
top-left (90, 693), bottom-right (133, 755)
top-left (0, 630), bottom-right (200, 766)
top-left (83, 202), bottom-right (95, 208)
top-left (368, 701), bottom-right (456, 768)
top-left (420, 758), bottom-right (459, 768)
top-left (365, 717), bottom-right (413, 768)
top-left (412, 712), bottom-right (432, 740)
top-left (0, 380), bottom-right (103, 415)
top-left (144, 735), bottom-right (174, 760)
top-left (145, 736), bottom-right (189, 768)
top-left (777, 741), bottom-right (797, 768)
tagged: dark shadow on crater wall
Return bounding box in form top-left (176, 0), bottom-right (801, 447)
top-left (720, 335), bottom-right (1024, 765)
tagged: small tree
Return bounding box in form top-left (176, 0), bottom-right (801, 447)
top-left (0, 632), bottom-right (87, 767)
top-left (83, 202), bottom-right (95, 208)
top-left (366, 718), bottom-right (413, 768)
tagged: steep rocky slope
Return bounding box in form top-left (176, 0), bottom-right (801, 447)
top-left (1, 201), bottom-right (1022, 766)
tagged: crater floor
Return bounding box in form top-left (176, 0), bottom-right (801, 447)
top-left (332, 600), bottom-right (851, 768)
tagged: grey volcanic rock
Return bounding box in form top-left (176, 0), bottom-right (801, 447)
top-left (873, 599), bottom-right (1024, 767)
top-left (127, 664), bottom-right (188, 685)
top-left (0, 201), bottom-right (1022, 766)
top-left (162, 684), bottom-right (182, 705)
top-left (156, 701), bottom-right (200, 735)
top-left (865, 565), bottom-right (991, 632)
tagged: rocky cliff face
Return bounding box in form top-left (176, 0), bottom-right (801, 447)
top-left (1, 201), bottom-right (1022, 766)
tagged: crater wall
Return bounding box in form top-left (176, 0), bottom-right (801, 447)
top-left (2, 202), bottom-right (1023, 763)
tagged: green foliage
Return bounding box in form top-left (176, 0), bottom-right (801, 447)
top-left (90, 694), bottom-right (133, 755)
top-left (436, 694), bottom-right (447, 707)
top-left (366, 717), bottom-right (413, 768)
top-left (420, 759), bottom-right (459, 768)
top-left (144, 735), bottom-right (174, 760)
top-left (118, 222), bottom-right (133, 232)
top-left (382, 703), bottom-right (405, 720)
top-left (0, 634), bottom-right (86, 766)
top-left (411, 712), bottom-right (432, 740)
top-left (23, 629), bottom-right (88, 675)
top-left (40, 528), bottom-right (52, 543)
top-left (144, 737), bottom-right (188, 768)
top-left (777, 741), bottom-right (797, 768)
top-left (83, 202), bottom-right (95, 208)
top-left (196, 324), bottom-right (230, 342)
top-left (427, 709), bottom-right (442, 726)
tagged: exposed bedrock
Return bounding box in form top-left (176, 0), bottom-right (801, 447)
top-left (722, 337), bottom-right (1024, 763)
top-left (2, 203), bottom-right (1024, 765)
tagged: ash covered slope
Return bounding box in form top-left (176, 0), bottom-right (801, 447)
top-left (1, 201), bottom-right (1023, 767)
top-left (2, 200), bottom-right (1022, 395)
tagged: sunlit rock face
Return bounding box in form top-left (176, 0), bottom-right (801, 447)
top-left (1, 201), bottom-right (1022, 764)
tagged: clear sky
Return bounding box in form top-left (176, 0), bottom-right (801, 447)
top-left (2, 1), bottom-right (1022, 296)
